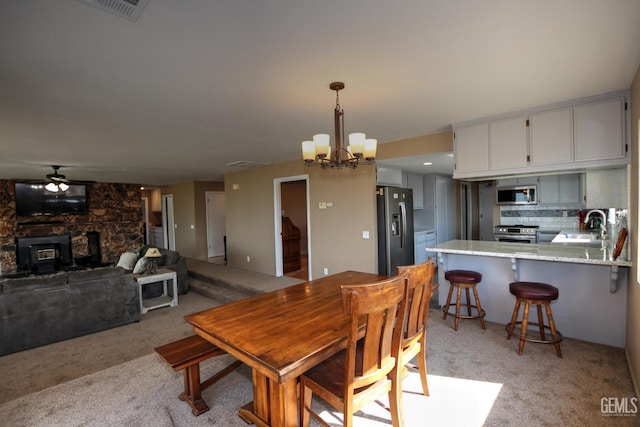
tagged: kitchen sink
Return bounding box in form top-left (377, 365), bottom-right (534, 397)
top-left (551, 232), bottom-right (606, 246)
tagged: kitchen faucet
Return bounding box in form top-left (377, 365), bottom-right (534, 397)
top-left (584, 209), bottom-right (607, 239)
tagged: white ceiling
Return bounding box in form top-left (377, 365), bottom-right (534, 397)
top-left (1, 0), bottom-right (639, 185)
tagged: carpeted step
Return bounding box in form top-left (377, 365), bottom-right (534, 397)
top-left (189, 277), bottom-right (252, 304)
top-left (185, 258), bottom-right (304, 298)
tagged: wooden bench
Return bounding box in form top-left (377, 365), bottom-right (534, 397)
top-left (155, 335), bottom-right (243, 416)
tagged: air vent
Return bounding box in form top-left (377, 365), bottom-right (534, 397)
top-left (226, 161), bottom-right (269, 168)
top-left (77, 0), bottom-right (151, 22)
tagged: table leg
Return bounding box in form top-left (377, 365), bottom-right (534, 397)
top-left (238, 370), bottom-right (298, 427)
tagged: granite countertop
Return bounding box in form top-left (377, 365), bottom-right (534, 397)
top-left (426, 239), bottom-right (631, 267)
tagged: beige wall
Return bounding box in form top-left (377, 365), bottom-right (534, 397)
top-left (224, 131), bottom-right (453, 279)
top-left (225, 160), bottom-right (377, 278)
top-left (377, 131), bottom-right (452, 159)
top-left (627, 65), bottom-right (639, 395)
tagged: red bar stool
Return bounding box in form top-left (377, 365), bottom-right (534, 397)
top-left (505, 281), bottom-right (563, 358)
top-left (442, 270), bottom-right (486, 331)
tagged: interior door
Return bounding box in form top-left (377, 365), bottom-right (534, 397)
top-left (206, 191), bottom-right (226, 258)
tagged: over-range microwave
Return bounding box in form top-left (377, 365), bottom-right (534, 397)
top-left (496, 185), bottom-right (538, 205)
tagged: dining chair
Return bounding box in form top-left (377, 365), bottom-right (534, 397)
top-left (396, 257), bottom-right (437, 396)
top-left (299, 272), bottom-right (409, 427)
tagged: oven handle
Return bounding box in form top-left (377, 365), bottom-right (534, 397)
top-left (494, 235), bottom-right (536, 243)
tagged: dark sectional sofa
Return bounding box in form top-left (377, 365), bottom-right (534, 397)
top-left (0, 266), bottom-right (139, 356)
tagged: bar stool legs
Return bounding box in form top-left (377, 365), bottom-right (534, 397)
top-left (506, 282), bottom-right (563, 358)
top-left (442, 270), bottom-right (485, 331)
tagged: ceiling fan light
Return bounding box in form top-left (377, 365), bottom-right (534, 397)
top-left (59, 183), bottom-right (70, 192)
top-left (45, 182), bottom-right (59, 192)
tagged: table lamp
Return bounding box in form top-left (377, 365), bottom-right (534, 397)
top-left (144, 247), bottom-right (162, 274)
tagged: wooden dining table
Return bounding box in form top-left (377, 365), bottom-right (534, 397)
top-left (184, 270), bottom-right (385, 427)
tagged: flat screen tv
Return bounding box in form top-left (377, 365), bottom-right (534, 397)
top-left (15, 183), bottom-right (88, 216)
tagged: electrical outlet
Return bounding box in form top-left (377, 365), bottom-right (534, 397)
top-left (323, 267), bottom-right (329, 275)
top-left (563, 211), bottom-right (568, 217)
top-left (246, 256), bottom-right (250, 262)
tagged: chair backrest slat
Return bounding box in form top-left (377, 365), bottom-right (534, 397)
top-left (397, 258), bottom-right (437, 348)
top-left (341, 272), bottom-right (408, 392)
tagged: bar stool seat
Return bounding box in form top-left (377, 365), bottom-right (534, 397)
top-left (505, 281), bottom-right (563, 357)
top-left (442, 270), bottom-right (486, 331)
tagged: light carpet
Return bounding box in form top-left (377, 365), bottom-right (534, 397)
top-left (0, 314), bottom-right (637, 426)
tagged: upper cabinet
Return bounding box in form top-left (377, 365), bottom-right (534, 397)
top-left (453, 123), bottom-right (489, 175)
top-left (538, 173), bottom-right (583, 206)
top-left (574, 98), bottom-right (625, 162)
top-left (489, 115), bottom-right (528, 170)
top-left (529, 107), bottom-right (573, 166)
top-left (453, 91), bottom-right (629, 180)
top-left (150, 188), bottom-right (162, 212)
top-left (407, 173), bottom-right (424, 210)
top-left (376, 166), bottom-right (403, 187)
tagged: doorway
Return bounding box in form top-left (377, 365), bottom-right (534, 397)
top-left (273, 175), bottom-right (311, 280)
top-left (478, 181), bottom-right (495, 241)
top-left (206, 191), bottom-right (226, 260)
top-left (460, 182), bottom-right (473, 240)
top-left (161, 194), bottom-right (176, 250)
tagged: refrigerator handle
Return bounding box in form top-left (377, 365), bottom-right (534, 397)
top-left (399, 201), bottom-right (406, 249)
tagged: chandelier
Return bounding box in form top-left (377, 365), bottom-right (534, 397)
top-left (301, 82), bottom-right (377, 169)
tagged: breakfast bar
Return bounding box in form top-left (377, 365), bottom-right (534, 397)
top-left (427, 240), bottom-right (632, 348)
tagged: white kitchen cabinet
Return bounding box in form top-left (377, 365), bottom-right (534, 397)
top-left (452, 91), bottom-right (629, 180)
top-left (151, 189), bottom-right (162, 212)
top-left (414, 231), bottom-right (427, 264)
top-left (454, 123), bottom-right (489, 176)
top-left (376, 166), bottom-right (403, 186)
top-left (407, 173), bottom-right (424, 209)
top-left (584, 168), bottom-right (627, 208)
top-left (574, 98), bottom-right (626, 162)
top-left (496, 176), bottom-right (538, 187)
top-left (425, 230), bottom-right (437, 260)
top-left (529, 107), bottom-right (573, 166)
top-left (538, 174), bottom-right (583, 206)
top-left (489, 115), bottom-right (528, 170)
top-left (424, 174), bottom-right (454, 245)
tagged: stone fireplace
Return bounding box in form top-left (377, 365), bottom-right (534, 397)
top-left (0, 180), bottom-right (144, 275)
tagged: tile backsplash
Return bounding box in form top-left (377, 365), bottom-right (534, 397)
top-left (499, 206), bottom-right (626, 230)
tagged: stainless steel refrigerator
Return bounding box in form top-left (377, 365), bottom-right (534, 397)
top-left (377, 186), bottom-right (414, 276)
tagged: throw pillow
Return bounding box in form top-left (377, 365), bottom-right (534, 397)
top-left (133, 257), bottom-right (151, 274)
top-left (116, 252), bottom-right (138, 270)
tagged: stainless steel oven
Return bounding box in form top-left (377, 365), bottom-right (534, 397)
top-left (493, 225), bottom-right (538, 243)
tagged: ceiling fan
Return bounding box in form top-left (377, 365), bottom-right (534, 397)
top-left (42, 165), bottom-right (95, 192)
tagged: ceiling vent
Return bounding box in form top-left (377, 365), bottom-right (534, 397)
top-left (226, 161), bottom-right (269, 168)
top-left (77, 0), bottom-right (151, 22)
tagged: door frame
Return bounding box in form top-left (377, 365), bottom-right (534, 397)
top-left (161, 194), bottom-right (176, 250)
top-left (141, 197), bottom-right (150, 245)
top-left (273, 175), bottom-right (311, 279)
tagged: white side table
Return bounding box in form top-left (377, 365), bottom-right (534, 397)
top-left (134, 268), bottom-right (178, 314)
